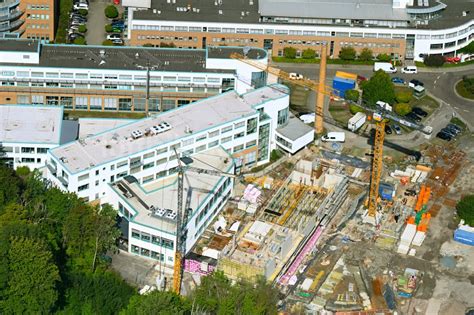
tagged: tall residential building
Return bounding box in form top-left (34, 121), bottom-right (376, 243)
top-left (125, 0), bottom-right (474, 61)
top-left (0, 0), bottom-right (55, 41)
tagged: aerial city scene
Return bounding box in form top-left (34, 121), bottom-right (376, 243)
top-left (0, 0), bottom-right (473, 314)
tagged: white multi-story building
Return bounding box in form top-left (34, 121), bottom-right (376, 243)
top-left (105, 146), bottom-right (235, 264)
top-left (126, 0), bottom-right (474, 62)
top-left (0, 105), bottom-right (77, 169)
top-left (45, 85), bottom-right (314, 203)
top-left (0, 39), bottom-right (268, 110)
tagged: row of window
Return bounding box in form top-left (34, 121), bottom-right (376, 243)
top-left (26, 23), bottom-right (50, 29)
top-left (26, 4), bottom-right (50, 10)
top-left (0, 70), bottom-right (227, 83)
top-left (430, 35), bottom-right (473, 50)
top-left (1, 146), bottom-right (49, 154)
top-left (130, 229), bottom-right (174, 249)
top-left (130, 244), bottom-right (168, 262)
top-left (26, 14), bottom-right (49, 20)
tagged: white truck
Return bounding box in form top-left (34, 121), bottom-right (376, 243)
top-left (321, 132), bottom-right (345, 142)
top-left (374, 62), bottom-right (397, 73)
top-left (347, 112), bottom-right (366, 132)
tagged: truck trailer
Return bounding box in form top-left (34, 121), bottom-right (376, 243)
top-left (347, 112), bottom-right (366, 132)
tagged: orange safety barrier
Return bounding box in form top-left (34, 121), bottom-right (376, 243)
top-left (415, 185), bottom-right (426, 212)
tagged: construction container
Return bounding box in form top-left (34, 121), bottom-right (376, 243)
top-left (332, 77), bottom-right (356, 97)
top-left (379, 182), bottom-right (395, 201)
top-left (412, 231), bottom-right (426, 246)
top-left (335, 71), bottom-right (358, 81)
top-left (347, 112), bottom-right (366, 132)
top-left (454, 224), bottom-right (474, 246)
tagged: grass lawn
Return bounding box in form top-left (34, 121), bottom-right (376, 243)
top-left (64, 110), bottom-right (147, 119)
top-left (328, 103), bottom-right (352, 126)
top-left (415, 59), bottom-right (474, 68)
top-left (282, 80), bottom-right (310, 109)
top-left (272, 57), bottom-right (320, 64)
top-left (455, 80), bottom-right (474, 100)
top-left (450, 117), bottom-right (467, 130)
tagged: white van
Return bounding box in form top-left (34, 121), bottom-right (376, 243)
top-left (73, 3), bottom-right (88, 10)
top-left (401, 66), bottom-right (418, 74)
top-left (374, 62), bottom-right (397, 73)
top-left (289, 72), bottom-right (304, 80)
top-left (321, 132), bottom-right (345, 142)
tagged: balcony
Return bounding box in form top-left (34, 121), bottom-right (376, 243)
top-left (46, 163), bottom-right (57, 176)
top-left (58, 176), bottom-right (69, 187)
top-left (0, 17), bottom-right (23, 32)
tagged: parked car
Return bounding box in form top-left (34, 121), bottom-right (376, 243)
top-left (111, 20), bottom-right (125, 27)
top-left (384, 124), bottom-right (393, 134)
top-left (73, 3), bottom-right (88, 10)
top-left (446, 123), bottom-right (462, 133)
top-left (409, 79), bottom-right (424, 88)
top-left (445, 56), bottom-right (461, 63)
top-left (321, 132), bottom-right (345, 142)
top-left (107, 33), bottom-right (121, 40)
top-left (70, 20), bottom-right (85, 27)
top-left (68, 33), bottom-right (84, 42)
top-left (436, 131), bottom-right (452, 141)
top-left (406, 112), bottom-right (422, 122)
top-left (401, 66), bottom-right (418, 74)
top-left (392, 124), bottom-right (402, 135)
top-left (440, 127), bottom-right (457, 138)
top-left (391, 77), bottom-right (405, 84)
top-left (112, 39), bottom-right (124, 45)
top-left (412, 107), bottom-right (428, 117)
top-left (111, 27), bottom-right (123, 33)
top-left (289, 72), bottom-right (304, 80)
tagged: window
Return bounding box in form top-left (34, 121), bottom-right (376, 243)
top-left (196, 134), bottom-right (207, 142)
top-left (221, 125), bottom-right (233, 133)
top-left (208, 140), bottom-right (219, 148)
top-left (143, 151), bottom-right (155, 159)
top-left (277, 108), bottom-right (289, 126)
top-left (156, 157), bottom-right (167, 166)
top-left (221, 136), bottom-right (232, 144)
top-left (119, 98), bottom-right (132, 111)
top-left (75, 97), bottom-right (88, 109)
top-left (143, 161), bottom-right (154, 169)
top-left (156, 147), bottom-right (168, 155)
top-left (131, 229), bottom-right (140, 239)
top-left (21, 147), bottom-right (35, 153)
top-left (78, 184), bottom-right (89, 191)
top-left (37, 148), bottom-right (48, 154)
top-left (234, 132), bottom-right (244, 139)
top-left (90, 97), bottom-right (102, 110)
top-left (104, 98), bottom-right (117, 110)
top-left (209, 130), bottom-right (220, 138)
top-left (78, 173), bottom-right (89, 181)
top-left (32, 95), bottom-right (44, 104)
top-left (233, 144), bottom-right (244, 152)
top-left (246, 140), bottom-right (257, 148)
top-left (143, 175), bottom-right (154, 183)
top-left (234, 121), bottom-right (245, 129)
top-left (196, 144), bottom-right (206, 153)
top-left (246, 117), bottom-right (257, 134)
top-left (182, 138), bottom-right (194, 146)
top-left (117, 160), bottom-right (128, 168)
top-left (46, 96), bottom-right (59, 105)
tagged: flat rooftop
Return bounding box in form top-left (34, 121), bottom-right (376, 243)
top-left (111, 147), bottom-right (233, 234)
top-left (0, 39), bottom-right (39, 52)
top-left (78, 118), bottom-right (136, 138)
top-left (0, 43), bottom-right (262, 72)
top-left (135, 0), bottom-right (472, 30)
top-left (51, 85), bottom-right (288, 174)
top-left (276, 115), bottom-right (313, 141)
top-left (0, 105), bottom-right (63, 145)
top-left (134, 0), bottom-right (259, 23)
top-left (259, 0), bottom-right (409, 21)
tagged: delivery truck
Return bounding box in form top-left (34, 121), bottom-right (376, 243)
top-left (374, 62), bottom-right (397, 73)
top-left (347, 112), bottom-right (366, 132)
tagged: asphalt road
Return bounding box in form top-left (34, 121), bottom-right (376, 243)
top-left (275, 63), bottom-right (474, 130)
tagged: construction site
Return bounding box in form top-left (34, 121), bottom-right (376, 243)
top-left (107, 46), bottom-right (474, 314)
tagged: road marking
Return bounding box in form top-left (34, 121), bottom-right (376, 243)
top-left (436, 75), bottom-right (441, 80)
top-left (454, 106), bottom-right (459, 109)
top-left (434, 80), bottom-right (437, 85)
top-left (464, 109), bottom-right (470, 112)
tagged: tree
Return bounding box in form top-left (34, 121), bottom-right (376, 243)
top-left (103, 40), bottom-right (114, 46)
top-left (79, 9), bottom-right (88, 16)
top-left (283, 47), bottom-right (297, 59)
top-left (78, 25), bottom-right (87, 33)
top-left (105, 24), bottom-right (113, 32)
top-left (345, 89), bottom-right (360, 102)
top-left (424, 55), bottom-right (445, 67)
top-left (361, 70), bottom-right (396, 105)
top-left (456, 195), bottom-right (474, 226)
top-left (394, 103), bottom-right (412, 116)
top-left (395, 90), bottom-right (412, 103)
top-left (2, 237), bottom-right (59, 314)
top-left (359, 48), bottom-right (373, 61)
top-left (104, 5), bottom-right (119, 18)
top-left (73, 37), bottom-right (86, 45)
top-left (339, 47), bottom-right (356, 61)
top-left (0, 165), bottom-right (20, 210)
top-left (121, 291), bottom-right (190, 315)
top-left (377, 53), bottom-right (391, 62)
top-left (143, 43), bottom-right (154, 47)
top-left (302, 48), bottom-right (316, 59)
top-left (160, 42), bottom-right (176, 48)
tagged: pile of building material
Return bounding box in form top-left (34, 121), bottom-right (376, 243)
top-left (390, 165), bottom-right (431, 184)
top-left (397, 223), bottom-right (416, 255)
top-left (396, 268), bottom-right (419, 298)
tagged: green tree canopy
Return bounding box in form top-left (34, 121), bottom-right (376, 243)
top-left (121, 291), bottom-right (190, 315)
top-left (456, 195), bottom-right (474, 226)
top-left (302, 48), bottom-right (316, 59)
top-left (361, 70), bottom-right (396, 105)
top-left (283, 47), bottom-right (297, 59)
top-left (377, 53), bottom-right (391, 62)
top-left (339, 47), bottom-right (356, 60)
top-left (394, 103), bottom-right (412, 116)
top-left (345, 89), bottom-right (360, 102)
top-left (2, 237), bottom-right (59, 314)
top-left (424, 55), bottom-right (445, 67)
top-left (105, 5), bottom-right (119, 18)
top-left (358, 48), bottom-right (373, 62)
top-left (73, 37), bottom-right (86, 45)
top-left (349, 104), bottom-right (364, 115)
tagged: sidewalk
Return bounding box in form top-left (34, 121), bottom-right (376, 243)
top-left (272, 61), bottom-right (474, 73)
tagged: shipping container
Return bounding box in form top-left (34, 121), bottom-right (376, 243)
top-left (379, 182), bottom-right (395, 200)
top-left (454, 225), bottom-right (474, 246)
top-left (335, 71), bottom-right (358, 81)
top-left (332, 77), bottom-right (356, 97)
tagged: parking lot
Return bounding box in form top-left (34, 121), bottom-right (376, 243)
top-left (85, 0), bottom-right (109, 45)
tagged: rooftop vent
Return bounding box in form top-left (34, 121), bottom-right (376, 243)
top-left (99, 49), bottom-right (106, 57)
top-left (218, 10), bottom-right (223, 14)
top-left (131, 130), bottom-right (143, 139)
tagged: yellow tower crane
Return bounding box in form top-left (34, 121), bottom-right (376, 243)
top-left (232, 50), bottom-right (432, 222)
